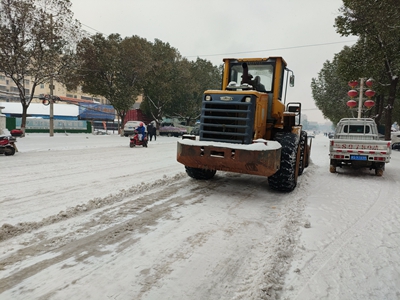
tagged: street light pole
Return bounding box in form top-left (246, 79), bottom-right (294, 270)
top-left (357, 78), bottom-right (364, 119)
top-left (347, 78), bottom-right (375, 117)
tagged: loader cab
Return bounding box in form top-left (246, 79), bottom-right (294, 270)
top-left (200, 57), bottom-right (294, 144)
top-left (223, 57), bottom-right (287, 100)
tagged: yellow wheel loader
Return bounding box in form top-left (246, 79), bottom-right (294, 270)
top-left (177, 57), bottom-right (311, 192)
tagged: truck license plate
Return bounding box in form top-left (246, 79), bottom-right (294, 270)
top-left (350, 155), bottom-right (367, 161)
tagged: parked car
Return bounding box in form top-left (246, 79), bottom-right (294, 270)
top-left (159, 125), bottom-right (187, 137)
top-left (391, 131), bottom-right (400, 150)
top-left (123, 121), bottom-right (146, 137)
top-left (190, 124), bottom-right (200, 136)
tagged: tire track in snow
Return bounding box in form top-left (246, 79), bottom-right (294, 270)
top-left (285, 169), bottom-right (397, 300)
top-left (0, 172), bottom-right (296, 299)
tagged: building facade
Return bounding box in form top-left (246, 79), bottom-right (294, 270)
top-left (0, 74), bottom-right (108, 105)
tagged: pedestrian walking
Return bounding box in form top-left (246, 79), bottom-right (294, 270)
top-left (148, 122), bottom-right (157, 141)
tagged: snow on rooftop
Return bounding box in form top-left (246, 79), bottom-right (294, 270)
top-left (0, 102), bottom-right (79, 117)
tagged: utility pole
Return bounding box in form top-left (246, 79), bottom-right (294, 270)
top-left (347, 78), bottom-right (375, 118)
top-left (357, 78), bottom-right (364, 119)
top-left (49, 77), bottom-right (54, 136)
top-left (49, 14), bottom-right (54, 137)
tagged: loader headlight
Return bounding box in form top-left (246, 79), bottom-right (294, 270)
top-left (244, 96), bottom-right (251, 103)
top-left (205, 95), bottom-right (212, 101)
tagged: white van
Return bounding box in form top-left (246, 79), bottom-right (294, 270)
top-left (392, 131), bottom-right (400, 150)
top-left (123, 121), bottom-right (146, 137)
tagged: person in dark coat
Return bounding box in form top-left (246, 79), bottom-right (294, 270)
top-left (148, 122), bottom-right (157, 141)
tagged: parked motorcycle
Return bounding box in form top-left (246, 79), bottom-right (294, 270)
top-left (0, 136), bottom-right (17, 156)
top-left (129, 131), bottom-right (148, 148)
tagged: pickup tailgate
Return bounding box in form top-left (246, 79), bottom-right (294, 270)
top-left (330, 139), bottom-right (391, 162)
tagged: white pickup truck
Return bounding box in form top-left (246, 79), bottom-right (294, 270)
top-left (329, 118), bottom-right (391, 176)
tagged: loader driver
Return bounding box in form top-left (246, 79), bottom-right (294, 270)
top-left (240, 62), bottom-right (254, 86)
top-left (254, 76), bottom-right (266, 92)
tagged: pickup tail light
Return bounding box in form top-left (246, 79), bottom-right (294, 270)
top-left (334, 155), bottom-right (344, 159)
top-left (374, 157), bottom-right (385, 161)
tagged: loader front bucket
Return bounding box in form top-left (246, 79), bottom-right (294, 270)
top-left (177, 138), bottom-right (281, 177)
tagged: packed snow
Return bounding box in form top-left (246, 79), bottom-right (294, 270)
top-left (1, 132), bottom-right (399, 300)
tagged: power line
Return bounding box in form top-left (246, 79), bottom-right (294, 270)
top-left (80, 23), bottom-right (104, 35)
top-left (186, 40), bottom-right (357, 58)
top-left (75, 20), bottom-right (356, 61)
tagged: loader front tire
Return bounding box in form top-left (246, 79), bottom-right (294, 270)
top-left (268, 132), bottom-right (299, 192)
top-left (185, 167), bottom-right (216, 180)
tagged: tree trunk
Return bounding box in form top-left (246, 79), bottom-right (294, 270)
top-left (21, 103), bottom-right (28, 136)
top-left (385, 78), bottom-right (398, 140)
top-left (118, 111), bottom-right (125, 136)
top-left (374, 94), bottom-right (384, 125)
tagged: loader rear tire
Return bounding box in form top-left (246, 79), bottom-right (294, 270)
top-left (185, 167), bottom-right (216, 180)
top-left (268, 132), bottom-right (299, 192)
top-left (298, 131), bottom-right (307, 175)
top-left (305, 138), bottom-right (312, 168)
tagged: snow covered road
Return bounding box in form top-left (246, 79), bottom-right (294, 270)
top-left (1, 133), bottom-right (399, 299)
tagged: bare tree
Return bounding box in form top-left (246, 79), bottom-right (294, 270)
top-left (0, 0), bottom-right (81, 134)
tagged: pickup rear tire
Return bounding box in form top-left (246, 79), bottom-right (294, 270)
top-left (268, 132), bottom-right (299, 192)
top-left (329, 159), bottom-right (337, 173)
top-left (375, 163), bottom-right (385, 176)
top-left (185, 167), bottom-right (216, 180)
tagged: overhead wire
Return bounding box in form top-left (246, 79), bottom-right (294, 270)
top-left (185, 40), bottom-right (357, 58)
top-left (76, 20), bottom-right (357, 61)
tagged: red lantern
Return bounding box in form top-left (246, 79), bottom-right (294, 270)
top-left (364, 89), bottom-right (375, 98)
top-left (347, 99), bottom-right (357, 108)
top-left (348, 80), bottom-right (358, 88)
top-left (365, 78), bottom-right (374, 88)
top-left (347, 89), bottom-right (358, 98)
top-left (364, 100), bottom-right (375, 108)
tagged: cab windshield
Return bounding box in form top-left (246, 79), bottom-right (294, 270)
top-left (229, 63), bottom-right (274, 92)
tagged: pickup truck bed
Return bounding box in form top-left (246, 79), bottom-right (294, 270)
top-left (329, 118), bottom-right (391, 176)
